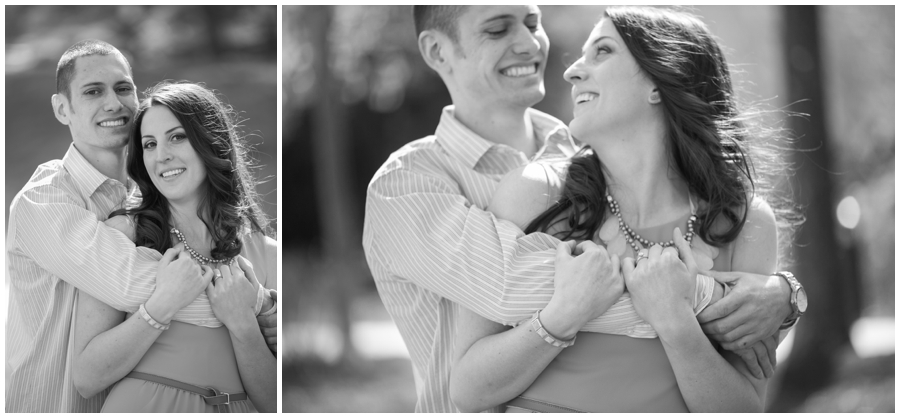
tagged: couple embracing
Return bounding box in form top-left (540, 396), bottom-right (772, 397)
top-left (7, 40), bottom-right (276, 412)
top-left (364, 6), bottom-right (807, 413)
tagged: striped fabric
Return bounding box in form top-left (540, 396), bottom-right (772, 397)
top-left (5, 144), bottom-right (219, 413)
top-left (364, 106), bottom-right (709, 412)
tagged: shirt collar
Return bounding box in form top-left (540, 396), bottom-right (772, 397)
top-left (435, 105), bottom-right (577, 169)
top-left (62, 143), bottom-right (130, 198)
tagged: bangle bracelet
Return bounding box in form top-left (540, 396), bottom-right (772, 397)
top-left (138, 304), bottom-right (170, 331)
top-left (530, 310), bottom-right (575, 348)
top-left (259, 289), bottom-right (277, 317)
top-left (254, 285), bottom-right (267, 315)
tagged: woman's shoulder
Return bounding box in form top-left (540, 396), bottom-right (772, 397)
top-left (104, 214), bottom-right (136, 242)
top-left (489, 161), bottom-right (567, 230)
top-left (730, 195), bottom-right (778, 273)
top-left (241, 230), bottom-right (277, 289)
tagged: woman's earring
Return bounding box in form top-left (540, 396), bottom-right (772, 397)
top-left (649, 90), bottom-right (661, 104)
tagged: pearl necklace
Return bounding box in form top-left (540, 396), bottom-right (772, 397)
top-left (605, 193), bottom-right (695, 256)
top-left (170, 227), bottom-right (233, 265)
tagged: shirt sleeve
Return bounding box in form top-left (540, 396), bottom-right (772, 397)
top-left (365, 162), bottom-right (714, 336)
top-left (10, 185), bottom-right (219, 326)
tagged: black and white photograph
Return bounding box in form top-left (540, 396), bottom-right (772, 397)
top-left (283, 5), bottom-right (894, 413)
top-left (5, 5), bottom-right (278, 412)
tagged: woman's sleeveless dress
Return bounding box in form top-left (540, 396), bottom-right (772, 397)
top-left (100, 232), bottom-right (273, 413)
top-left (505, 214), bottom-right (732, 413)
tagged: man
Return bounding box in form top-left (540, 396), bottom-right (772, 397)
top-left (363, 6), bottom-right (805, 413)
top-left (6, 40), bottom-right (277, 413)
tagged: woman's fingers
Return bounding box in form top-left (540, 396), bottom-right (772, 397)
top-left (159, 242), bottom-right (185, 266)
top-left (236, 255), bottom-right (260, 286)
top-left (647, 244), bottom-right (663, 260)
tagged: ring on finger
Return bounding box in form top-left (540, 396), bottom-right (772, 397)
top-left (635, 252), bottom-right (648, 263)
top-left (214, 269), bottom-right (223, 282)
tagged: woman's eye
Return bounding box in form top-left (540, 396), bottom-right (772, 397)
top-left (172, 133), bottom-right (188, 142)
top-left (142, 141), bottom-right (156, 150)
top-left (597, 46), bottom-right (611, 55)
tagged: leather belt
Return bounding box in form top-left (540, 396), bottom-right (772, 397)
top-left (126, 371), bottom-right (248, 407)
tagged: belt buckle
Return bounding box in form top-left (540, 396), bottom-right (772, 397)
top-left (207, 387), bottom-right (231, 406)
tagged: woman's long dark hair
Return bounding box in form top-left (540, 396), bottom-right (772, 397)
top-left (112, 81), bottom-right (269, 260)
top-left (527, 7), bottom-right (798, 254)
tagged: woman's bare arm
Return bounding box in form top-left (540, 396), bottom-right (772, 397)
top-left (73, 216), bottom-right (207, 398)
top-left (627, 198), bottom-right (777, 412)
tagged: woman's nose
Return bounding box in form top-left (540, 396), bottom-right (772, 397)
top-left (564, 58), bottom-right (587, 84)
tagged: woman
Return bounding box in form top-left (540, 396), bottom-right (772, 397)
top-left (71, 82), bottom-right (276, 412)
top-left (450, 7), bottom-right (789, 413)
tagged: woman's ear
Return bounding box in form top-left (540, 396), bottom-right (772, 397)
top-left (648, 88), bottom-right (661, 104)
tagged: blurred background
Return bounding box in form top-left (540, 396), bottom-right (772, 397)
top-left (284, 5), bottom-right (893, 413)
top-left (5, 5), bottom-right (278, 231)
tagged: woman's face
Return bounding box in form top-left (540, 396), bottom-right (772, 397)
top-left (140, 105), bottom-right (207, 204)
top-left (564, 18), bottom-right (658, 144)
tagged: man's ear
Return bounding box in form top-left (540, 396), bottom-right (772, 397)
top-left (418, 30), bottom-right (453, 75)
top-left (51, 94), bottom-right (70, 125)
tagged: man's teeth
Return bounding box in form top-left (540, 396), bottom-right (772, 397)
top-left (502, 64), bottom-right (537, 77)
top-left (161, 169), bottom-right (185, 178)
top-left (100, 119), bottom-right (125, 127)
top-left (576, 93), bottom-right (598, 104)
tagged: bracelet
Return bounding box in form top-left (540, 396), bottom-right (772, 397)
top-left (254, 285), bottom-right (267, 315)
top-left (138, 303), bottom-right (170, 331)
top-left (530, 310), bottom-right (575, 348)
top-left (259, 289), bottom-right (277, 317)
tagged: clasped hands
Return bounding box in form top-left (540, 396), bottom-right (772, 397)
top-left (155, 244), bottom-right (276, 352)
top-left (548, 228), bottom-right (782, 379)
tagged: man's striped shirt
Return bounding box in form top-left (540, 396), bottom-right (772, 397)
top-left (6, 144), bottom-right (219, 412)
top-left (363, 106), bottom-right (715, 412)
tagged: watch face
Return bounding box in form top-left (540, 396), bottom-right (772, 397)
top-left (797, 288), bottom-right (808, 312)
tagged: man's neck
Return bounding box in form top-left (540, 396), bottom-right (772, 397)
top-left (453, 103), bottom-right (537, 157)
top-left (72, 141), bottom-right (128, 185)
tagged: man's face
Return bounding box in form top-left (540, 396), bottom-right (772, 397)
top-left (59, 54), bottom-right (137, 150)
top-left (447, 5), bottom-right (549, 111)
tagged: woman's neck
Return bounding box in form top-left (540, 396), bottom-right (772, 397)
top-left (169, 201), bottom-right (213, 256)
top-left (594, 129), bottom-right (691, 229)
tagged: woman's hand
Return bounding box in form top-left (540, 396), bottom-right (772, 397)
top-left (541, 240), bottom-right (624, 339)
top-left (622, 228), bottom-right (696, 334)
top-left (207, 261), bottom-right (258, 334)
top-left (145, 243), bottom-right (214, 324)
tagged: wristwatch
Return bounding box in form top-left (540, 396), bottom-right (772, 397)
top-left (776, 271), bottom-right (807, 329)
top-left (530, 310), bottom-right (576, 348)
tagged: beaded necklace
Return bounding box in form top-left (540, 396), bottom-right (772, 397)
top-left (605, 193), bottom-right (696, 256)
top-left (170, 227), bottom-right (233, 265)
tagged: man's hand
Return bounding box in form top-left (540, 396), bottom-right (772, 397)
top-left (730, 333), bottom-right (779, 379)
top-left (258, 308), bottom-right (277, 354)
top-left (697, 271), bottom-right (792, 350)
top-left (540, 240), bottom-right (624, 340)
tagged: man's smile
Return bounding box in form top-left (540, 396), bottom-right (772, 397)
top-left (500, 63), bottom-right (540, 78)
top-left (98, 117), bottom-right (128, 128)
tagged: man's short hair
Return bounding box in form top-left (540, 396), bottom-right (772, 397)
top-left (413, 6), bottom-right (467, 43)
top-left (56, 39), bottom-right (132, 100)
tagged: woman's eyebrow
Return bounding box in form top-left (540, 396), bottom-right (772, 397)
top-left (582, 36), bottom-right (613, 54)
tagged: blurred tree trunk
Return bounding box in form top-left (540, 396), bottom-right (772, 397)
top-left (202, 6), bottom-right (226, 58)
top-left (308, 5), bottom-right (358, 361)
top-left (771, 5), bottom-right (853, 411)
